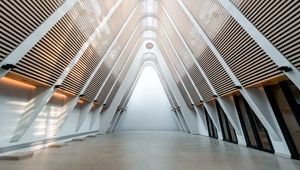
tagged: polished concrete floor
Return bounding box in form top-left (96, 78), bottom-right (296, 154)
top-left (0, 131), bottom-right (300, 170)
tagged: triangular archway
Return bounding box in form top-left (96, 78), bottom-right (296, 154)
top-left (116, 65), bottom-right (180, 131)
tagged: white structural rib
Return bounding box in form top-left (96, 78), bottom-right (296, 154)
top-left (11, 0), bottom-right (124, 142)
top-left (58, 3), bottom-right (141, 132)
top-left (175, 0), bottom-right (290, 155)
top-left (158, 32), bottom-right (212, 136)
top-left (158, 38), bottom-right (200, 133)
top-left (98, 40), bottom-right (199, 134)
top-left (218, 0), bottom-right (300, 90)
top-left (75, 24), bottom-right (141, 132)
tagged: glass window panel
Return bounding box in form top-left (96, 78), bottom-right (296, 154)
top-left (237, 97), bottom-right (257, 147)
top-left (253, 114), bottom-right (272, 151)
top-left (219, 107), bottom-right (229, 140)
top-left (229, 123), bottom-right (237, 143)
top-left (273, 84), bottom-right (300, 155)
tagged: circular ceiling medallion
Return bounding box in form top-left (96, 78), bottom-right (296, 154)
top-left (146, 43), bottom-right (154, 49)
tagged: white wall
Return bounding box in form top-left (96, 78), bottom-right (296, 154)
top-left (0, 78), bottom-right (32, 147)
top-left (0, 78), bottom-right (97, 150)
top-left (117, 66), bottom-right (179, 131)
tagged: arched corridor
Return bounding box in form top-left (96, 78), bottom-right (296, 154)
top-left (0, 0), bottom-right (300, 169)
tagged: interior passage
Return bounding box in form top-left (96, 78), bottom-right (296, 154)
top-left (1, 0), bottom-right (300, 168)
top-left (1, 132), bottom-right (299, 170)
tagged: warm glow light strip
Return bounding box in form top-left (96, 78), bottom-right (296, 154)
top-left (53, 92), bottom-right (67, 99)
top-left (0, 77), bottom-right (36, 89)
top-left (78, 99), bottom-right (84, 104)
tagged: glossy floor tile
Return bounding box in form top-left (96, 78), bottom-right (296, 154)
top-left (0, 131), bottom-right (299, 170)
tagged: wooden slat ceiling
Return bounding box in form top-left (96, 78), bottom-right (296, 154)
top-left (1, 0), bottom-right (299, 108)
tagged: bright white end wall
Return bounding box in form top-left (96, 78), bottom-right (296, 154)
top-left (117, 66), bottom-right (179, 131)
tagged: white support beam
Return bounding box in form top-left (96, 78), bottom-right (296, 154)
top-left (95, 34), bottom-right (143, 120)
top-left (159, 25), bottom-right (204, 103)
top-left (154, 65), bottom-right (185, 132)
top-left (105, 61), bottom-right (145, 133)
top-left (74, 23), bottom-right (141, 132)
top-left (217, 96), bottom-right (246, 145)
top-left (160, 4), bottom-right (226, 139)
top-left (160, 3), bottom-right (225, 137)
top-left (53, 3), bottom-right (141, 134)
top-left (10, 86), bottom-right (53, 142)
top-left (118, 60), bottom-right (189, 133)
top-left (75, 102), bottom-right (94, 132)
top-left (176, 0), bottom-right (290, 155)
top-left (0, 0), bottom-right (81, 78)
top-left (79, 3), bottom-right (140, 95)
top-left (176, 109), bottom-right (190, 132)
top-left (98, 52), bottom-right (144, 134)
top-left (203, 101), bottom-right (223, 139)
top-left (157, 42), bottom-right (194, 108)
top-left (158, 38), bottom-right (195, 109)
top-left (108, 110), bottom-right (122, 133)
top-left (218, 0), bottom-right (300, 90)
top-left (89, 105), bottom-right (103, 131)
top-left (95, 38), bottom-right (144, 134)
top-left (158, 26), bottom-right (209, 135)
top-left (9, 0), bottom-right (126, 142)
top-left (241, 87), bottom-right (290, 155)
top-left (175, 0), bottom-right (275, 138)
top-left (111, 111), bottom-right (123, 132)
top-left (94, 25), bottom-right (140, 103)
top-left (54, 96), bottom-right (79, 134)
top-left (174, 0), bottom-right (241, 86)
top-left (98, 40), bottom-right (199, 134)
top-left (172, 111), bottom-right (185, 132)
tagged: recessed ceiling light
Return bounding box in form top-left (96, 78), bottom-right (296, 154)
top-left (146, 43), bottom-right (154, 49)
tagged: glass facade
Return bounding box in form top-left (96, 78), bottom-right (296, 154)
top-left (216, 101), bottom-right (237, 143)
top-left (205, 109), bottom-right (218, 139)
top-left (234, 95), bottom-right (274, 153)
top-left (265, 81), bottom-right (300, 160)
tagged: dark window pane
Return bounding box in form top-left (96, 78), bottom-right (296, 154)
top-left (238, 97), bottom-right (257, 147)
top-left (273, 83), bottom-right (300, 155)
top-left (253, 115), bottom-right (272, 151)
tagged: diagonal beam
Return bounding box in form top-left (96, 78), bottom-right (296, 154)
top-left (107, 62), bottom-right (146, 133)
top-left (56, 3), bottom-right (141, 133)
top-left (153, 64), bottom-right (186, 132)
top-left (90, 32), bottom-right (144, 134)
top-left (175, 0), bottom-right (283, 141)
top-left (158, 26), bottom-right (209, 135)
top-left (218, 0), bottom-right (300, 90)
top-left (174, 0), bottom-right (291, 153)
top-left (98, 40), bottom-right (199, 134)
top-left (158, 37), bottom-right (205, 134)
top-left (75, 24), bottom-right (141, 132)
top-left (9, 0), bottom-right (133, 142)
top-left (110, 60), bottom-right (187, 133)
top-left (160, 4), bottom-right (227, 137)
top-left (0, 0), bottom-right (121, 78)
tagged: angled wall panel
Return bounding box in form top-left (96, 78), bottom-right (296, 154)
top-left (232, 0), bottom-right (300, 69)
top-left (160, 1), bottom-right (235, 97)
top-left (83, 64), bottom-right (110, 101)
top-left (181, 0), bottom-right (282, 86)
top-left (13, 4), bottom-right (90, 85)
top-left (196, 48), bottom-right (235, 96)
top-left (0, 0), bottom-right (65, 62)
top-left (61, 46), bottom-right (103, 95)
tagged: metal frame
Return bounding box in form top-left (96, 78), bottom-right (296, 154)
top-left (218, 0), bottom-right (300, 90)
top-left (9, 2), bottom-right (139, 142)
top-left (173, 0), bottom-right (290, 154)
